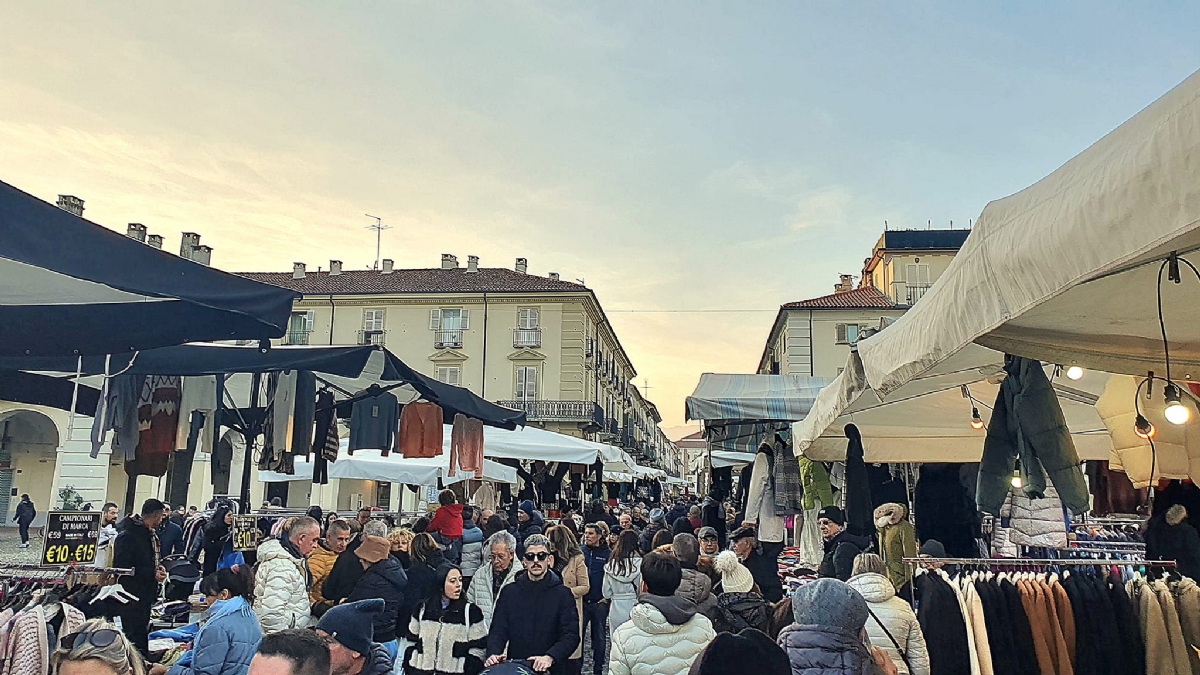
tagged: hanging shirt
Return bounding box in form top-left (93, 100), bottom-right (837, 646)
top-left (348, 390), bottom-right (400, 455)
top-left (399, 402), bottom-right (443, 459)
top-left (175, 376), bottom-right (217, 454)
top-left (449, 413), bottom-right (484, 476)
top-left (291, 371), bottom-right (317, 458)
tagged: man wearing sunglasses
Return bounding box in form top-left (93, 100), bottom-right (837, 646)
top-left (484, 534), bottom-right (580, 674)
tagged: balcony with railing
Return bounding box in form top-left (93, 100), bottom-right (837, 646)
top-left (434, 330), bottom-right (463, 349)
top-left (284, 330), bottom-right (311, 346)
top-left (493, 400), bottom-right (604, 426)
top-left (513, 328), bottom-right (542, 348)
top-left (890, 281), bottom-right (933, 307)
top-left (357, 330), bottom-right (386, 346)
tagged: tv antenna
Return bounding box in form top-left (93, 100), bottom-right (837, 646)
top-left (364, 214), bottom-right (391, 270)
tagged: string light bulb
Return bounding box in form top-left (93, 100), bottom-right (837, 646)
top-left (1066, 365), bottom-right (1084, 381)
top-left (1164, 384), bottom-right (1191, 425)
top-left (1135, 414), bottom-right (1157, 440)
top-left (970, 408), bottom-right (984, 430)
top-left (1011, 469), bottom-right (1023, 489)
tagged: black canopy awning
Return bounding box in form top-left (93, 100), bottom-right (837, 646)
top-left (0, 180), bottom-right (298, 356)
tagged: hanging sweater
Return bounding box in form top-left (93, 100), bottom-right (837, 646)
top-left (400, 402), bottom-right (444, 458)
top-left (349, 391), bottom-right (400, 455)
top-left (450, 413), bottom-right (484, 475)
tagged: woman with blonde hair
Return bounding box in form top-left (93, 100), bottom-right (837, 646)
top-left (846, 553), bottom-right (930, 675)
top-left (388, 527), bottom-right (415, 569)
top-left (51, 619), bottom-right (146, 675)
top-left (546, 524), bottom-right (590, 675)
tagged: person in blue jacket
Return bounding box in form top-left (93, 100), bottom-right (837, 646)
top-left (155, 564), bottom-right (262, 675)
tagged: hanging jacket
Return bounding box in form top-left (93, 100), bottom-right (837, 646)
top-left (912, 463), bottom-right (981, 558)
top-left (746, 452), bottom-right (786, 544)
top-left (798, 457), bottom-right (835, 510)
top-left (913, 572), bottom-right (971, 675)
top-left (847, 573), bottom-right (931, 675)
top-left (404, 600), bottom-right (488, 675)
top-left (608, 594), bottom-right (715, 675)
top-left (464, 561), bottom-right (519, 628)
top-left (349, 390), bottom-right (400, 455)
top-left (977, 355), bottom-right (1089, 516)
top-left (994, 486), bottom-right (1069, 555)
top-left (712, 591), bottom-right (771, 635)
top-left (701, 496), bottom-right (728, 551)
top-left (602, 557), bottom-right (642, 638)
top-left (844, 425), bottom-right (874, 538)
top-left (873, 504), bottom-right (917, 593)
top-left (400, 401), bottom-right (444, 459)
top-left (777, 624), bottom-right (885, 675)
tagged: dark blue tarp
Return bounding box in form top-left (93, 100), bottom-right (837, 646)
top-left (0, 344), bottom-right (526, 430)
top-left (0, 180), bottom-right (298, 356)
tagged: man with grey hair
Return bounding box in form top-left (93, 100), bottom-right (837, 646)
top-left (466, 530), bottom-right (520, 628)
top-left (362, 519), bottom-right (388, 538)
top-left (255, 515), bottom-right (321, 632)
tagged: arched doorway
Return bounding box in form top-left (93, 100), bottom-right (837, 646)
top-left (0, 410), bottom-right (60, 527)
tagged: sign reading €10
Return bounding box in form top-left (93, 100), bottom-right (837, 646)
top-left (41, 512), bottom-right (102, 566)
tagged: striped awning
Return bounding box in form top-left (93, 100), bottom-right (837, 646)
top-left (685, 373), bottom-right (833, 423)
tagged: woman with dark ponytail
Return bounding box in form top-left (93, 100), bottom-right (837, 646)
top-left (155, 565), bottom-right (262, 675)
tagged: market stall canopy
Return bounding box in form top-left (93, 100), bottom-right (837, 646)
top-left (0, 180), bottom-right (298, 356)
top-left (460, 423), bottom-right (627, 466)
top-left (797, 68), bottom-right (1200, 456)
top-left (798, 358), bottom-right (1113, 462)
top-left (691, 449), bottom-right (755, 471)
top-left (260, 439), bottom-right (517, 485)
top-left (861, 68), bottom-right (1200, 394)
top-left (3, 344), bottom-right (526, 430)
top-left (685, 374), bottom-right (833, 423)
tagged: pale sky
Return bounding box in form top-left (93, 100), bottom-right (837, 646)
top-left (2, 3), bottom-right (1197, 432)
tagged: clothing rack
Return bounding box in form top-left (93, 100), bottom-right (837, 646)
top-left (903, 557), bottom-right (1174, 567)
top-left (1067, 540), bottom-right (1146, 548)
top-left (0, 564), bottom-right (133, 583)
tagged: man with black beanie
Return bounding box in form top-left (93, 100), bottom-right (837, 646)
top-left (816, 506), bottom-right (871, 581)
top-left (316, 598), bottom-right (394, 675)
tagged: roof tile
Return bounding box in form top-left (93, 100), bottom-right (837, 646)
top-left (782, 286), bottom-right (896, 309)
top-left (237, 268), bottom-right (588, 295)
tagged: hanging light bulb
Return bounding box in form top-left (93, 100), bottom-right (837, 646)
top-left (1164, 384), bottom-right (1191, 425)
top-left (1135, 414), bottom-right (1157, 440)
top-left (1011, 469), bottom-right (1023, 489)
top-left (970, 407), bottom-right (984, 430)
top-left (1066, 365), bottom-right (1084, 381)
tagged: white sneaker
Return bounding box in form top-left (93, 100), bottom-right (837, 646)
top-left (18, 543), bottom-right (28, 548)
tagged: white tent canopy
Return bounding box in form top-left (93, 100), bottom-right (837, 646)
top-left (460, 423), bottom-right (629, 468)
top-left (796, 68), bottom-right (1200, 474)
top-left (798, 359), bottom-right (1114, 462)
top-left (260, 440), bottom-right (517, 485)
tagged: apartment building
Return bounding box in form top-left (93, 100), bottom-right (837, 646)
top-left (758, 228), bottom-right (969, 377)
top-left (241, 254), bottom-right (673, 468)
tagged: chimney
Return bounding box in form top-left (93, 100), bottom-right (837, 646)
top-left (126, 223), bottom-right (147, 242)
top-left (834, 274), bottom-right (855, 293)
top-left (381, 259), bottom-right (394, 274)
top-left (515, 258), bottom-right (528, 274)
top-left (549, 272), bottom-right (560, 281)
top-left (180, 233), bottom-right (201, 260)
top-left (293, 262), bottom-right (306, 279)
top-left (192, 245), bottom-right (213, 266)
top-left (55, 195), bottom-right (84, 217)
top-left (329, 260), bottom-right (343, 276)
top-left (466, 255), bottom-right (479, 273)
top-left (441, 254), bottom-right (459, 270)
top-left (147, 234), bottom-right (163, 249)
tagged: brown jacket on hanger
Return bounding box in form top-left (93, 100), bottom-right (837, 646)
top-left (399, 402), bottom-right (444, 458)
top-left (1017, 579), bottom-right (1056, 675)
top-left (1032, 579), bottom-right (1073, 675)
top-left (1050, 578), bottom-right (1076, 668)
top-left (1155, 580), bottom-right (1192, 675)
top-left (1129, 578), bottom-right (1174, 675)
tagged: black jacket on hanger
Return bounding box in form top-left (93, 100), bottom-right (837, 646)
top-left (843, 424), bottom-right (873, 539)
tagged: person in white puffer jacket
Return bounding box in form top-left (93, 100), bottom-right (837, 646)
top-left (608, 551), bottom-right (716, 675)
top-left (602, 530), bottom-right (643, 639)
top-left (253, 516), bottom-right (321, 633)
top-left (846, 553), bottom-right (930, 675)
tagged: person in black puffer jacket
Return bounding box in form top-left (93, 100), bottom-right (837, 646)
top-left (347, 535), bottom-right (409, 651)
top-left (817, 507), bottom-right (873, 581)
top-left (712, 551), bottom-right (770, 634)
top-left (402, 533), bottom-right (448, 629)
top-left (515, 501), bottom-right (545, 556)
top-left (1146, 504), bottom-right (1200, 580)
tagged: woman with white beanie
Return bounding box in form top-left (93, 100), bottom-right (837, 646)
top-left (712, 551), bottom-right (770, 634)
top-left (846, 553), bottom-right (930, 675)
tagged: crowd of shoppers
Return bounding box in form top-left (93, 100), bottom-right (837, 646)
top-left (92, 492), bottom-right (936, 675)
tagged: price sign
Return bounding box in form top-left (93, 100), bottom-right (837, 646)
top-left (41, 511), bottom-right (101, 566)
top-left (232, 515), bottom-right (260, 552)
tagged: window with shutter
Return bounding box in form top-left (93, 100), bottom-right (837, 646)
top-left (905, 264), bottom-right (931, 284)
top-left (363, 309), bottom-right (385, 331)
top-left (437, 367), bottom-right (461, 386)
top-left (835, 323), bottom-right (861, 344)
top-left (518, 308), bottom-right (540, 330)
top-left (461, 309), bottom-right (470, 330)
top-left (429, 309), bottom-right (442, 331)
top-left (515, 366), bottom-right (538, 401)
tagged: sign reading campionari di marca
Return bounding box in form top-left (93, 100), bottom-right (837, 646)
top-left (42, 511), bottom-right (102, 566)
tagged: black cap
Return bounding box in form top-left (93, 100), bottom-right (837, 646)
top-left (817, 506), bottom-right (845, 526)
top-left (729, 526), bottom-right (757, 542)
